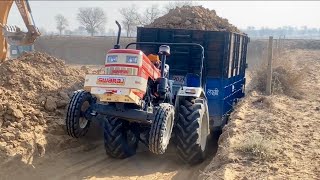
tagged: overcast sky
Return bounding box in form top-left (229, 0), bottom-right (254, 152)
top-left (7, 1), bottom-right (320, 33)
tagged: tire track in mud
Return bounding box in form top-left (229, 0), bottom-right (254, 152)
top-left (1, 123), bottom-right (219, 180)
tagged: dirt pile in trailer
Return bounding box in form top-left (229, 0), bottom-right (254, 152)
top-left (0, 52), bottom-right (86, 163)
top-left (202, 49), bottom-right (320, 179)
top-left (146, 5), bottom-right (240, 32)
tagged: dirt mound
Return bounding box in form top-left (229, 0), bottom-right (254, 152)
top-left (0, 52), bottom-right (86, 163)
top-left (146, 5), bottom-right (240, 32)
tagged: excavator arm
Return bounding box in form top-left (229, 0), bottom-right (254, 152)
top-left (0, 0), bottom-right (13, 61)
top-left (0, 0), bottom-right (41, 61)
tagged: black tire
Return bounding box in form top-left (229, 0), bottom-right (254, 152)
top-left (103, 117), bottom-right (138, 159)
top-left (66, 90), bottom-right (94, 138)
top-left (149, 103), bottom-right (175, 154)
top-left (174, 97), bottom-right (209, 164)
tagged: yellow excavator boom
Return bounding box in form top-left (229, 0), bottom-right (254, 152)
top-left (0, 1), bottom-right (13, 61)
top-left (0, 0), bottom-right (41, 62)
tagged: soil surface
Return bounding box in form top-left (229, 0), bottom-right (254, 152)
top-left (202, 49), bottom-right (320, 179)
top-left (1, 48), bottom-right (319, 180)
top-left (146, 6), bottom-right (240, 32)
top-left (0, 52), bottom-right (218, 180)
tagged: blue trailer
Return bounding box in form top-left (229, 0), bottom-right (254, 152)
top-left (9, 44), bottom-right (34, 58)
top-left (136, 27), bottom-right (249, 131)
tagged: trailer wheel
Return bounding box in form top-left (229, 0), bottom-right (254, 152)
top-left (174, 97), bottom-right (209, 164)
top-left (103, 117), bottom-right (138, 159)
top-left (149, 103), bottom-right (175, 154)
top-left (66, 90), bottom-right (93, 138)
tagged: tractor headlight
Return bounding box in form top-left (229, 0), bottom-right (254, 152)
top-left (106, 55), bottom-right (118, 63)
top-left (185, 88), bottom-right (197, 94)
top-left (126, 56), bottom-right (138, 64)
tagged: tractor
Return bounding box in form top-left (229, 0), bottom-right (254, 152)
top-left (66, 21), bottom-right (249, 165)
top-left (66, 21), bottom-right (210, 164)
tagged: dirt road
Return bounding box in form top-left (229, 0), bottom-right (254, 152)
top-left (0, 123), bottom-right (218, 180)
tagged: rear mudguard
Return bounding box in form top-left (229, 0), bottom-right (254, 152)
top-left (176, 86), bottom-right (205, 98)
top-left (174, 86), bottom-right (208, 117)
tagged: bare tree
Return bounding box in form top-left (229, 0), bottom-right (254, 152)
top-left (140, 4), bottom-right (162, 25)
top-left (77, 7), bottom-right (107, 36)
top-left (163, 1), bottom-right (196, 13)
top-left (119, 5), bottom-right (140, 37)
top-left (55, 14), bottom-right (68, 36)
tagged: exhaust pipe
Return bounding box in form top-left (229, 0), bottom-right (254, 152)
top-left (114, 21), bottom-right (121, 49)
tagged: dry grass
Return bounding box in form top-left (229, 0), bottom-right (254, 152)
top-left (232, 132), bottom-right (277, 161)
top-left (248, 54), bottom-right (305, 98)
top-left (251, 96), bottom-right (273, 109)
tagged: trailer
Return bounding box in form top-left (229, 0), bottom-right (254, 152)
top-left (136, 27), bottom-right (250, 131)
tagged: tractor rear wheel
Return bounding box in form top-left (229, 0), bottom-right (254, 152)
top-left (174, 97), bottom-right (209, 164)
top-left (66, 90), bottom-right (93, 138)
top-left (103, 117), bottom-right (138, 159)
top-left (149, 103), bottom-right (175, 154)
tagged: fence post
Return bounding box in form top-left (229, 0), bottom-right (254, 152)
top-left (278, 37), bottom-right (281, 57)
top-left (274, 39), bottom-right (278, 58)
top-left (266, 36), bottom-right (273, 95)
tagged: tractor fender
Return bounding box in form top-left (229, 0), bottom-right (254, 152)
top-left (176, 86), bottom-right (205, 98)
top-left (174, 87), bottom-right (207, 119)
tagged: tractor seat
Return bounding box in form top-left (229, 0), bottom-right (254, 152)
top-left (185, 73), bottom-right (201, 87)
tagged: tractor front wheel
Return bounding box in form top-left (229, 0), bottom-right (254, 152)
top-left (174, 97), bottom-right (209, 164)
top-left (149, 103), bottom-right (175, 154)
top-left (103, 117), bottom-right (138, 159)
top-left (66, 90), bottom-right (94, 138)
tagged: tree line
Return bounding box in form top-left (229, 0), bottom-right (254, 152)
top-left (52, 1), bottom-right (194, 37)
top-left (51, 2), bottom-right (320, 39)
top-left (242, 26), bottom-right (320, 39)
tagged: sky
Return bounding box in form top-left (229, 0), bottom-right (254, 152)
top-left (7, 1), bottom-right (320, 33)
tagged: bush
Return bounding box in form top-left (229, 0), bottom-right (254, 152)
top-left (248, 54), bottom-right (304, 98)
top-left (232, 132), bottom-right (276, 161)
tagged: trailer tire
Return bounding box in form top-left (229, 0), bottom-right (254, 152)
top-left (66, 90), bottom-right (93, 138)
top-left (103, 117), bottom-right (138, 159)
top-left (149, 103), bottom-right (175, 154)
top-left (174, 97), bottom-right (209, 164)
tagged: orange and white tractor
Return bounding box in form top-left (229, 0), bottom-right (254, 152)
top-left (66, 21), bottom-right (210, 165)
top-left (84, 48), bottom-right (161, 106)
top-left (66, 21), bottom-right (175, 157)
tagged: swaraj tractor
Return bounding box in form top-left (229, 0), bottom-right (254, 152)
top-left (66, 21), bottom-right (249, 165)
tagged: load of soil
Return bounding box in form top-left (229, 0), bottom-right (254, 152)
top-left (146, 5), bottom-right (240, 32)
top-left (0, 52), bottom-right (86, 163)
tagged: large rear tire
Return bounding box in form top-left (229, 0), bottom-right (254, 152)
top-left (66, 90), bottom-right (93, 138)
top-left (149, 103), bottom-right (175, 154)
top-left (103, 117), bottom-right (138, 159)
top-left (174, 97), bottom-right (209, 164)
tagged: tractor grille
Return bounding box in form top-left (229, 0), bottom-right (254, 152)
top-left (105, 66), bottom-right (138, 76)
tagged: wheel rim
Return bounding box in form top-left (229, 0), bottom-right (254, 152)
top-left (79, 117), bottom-right (88, 129)
top-left (163, 110), bottom-right (174, 147)
top-left (200, 111), bottom-right (208, 151)
top-left (79, 101), bottom-right (90, 129)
